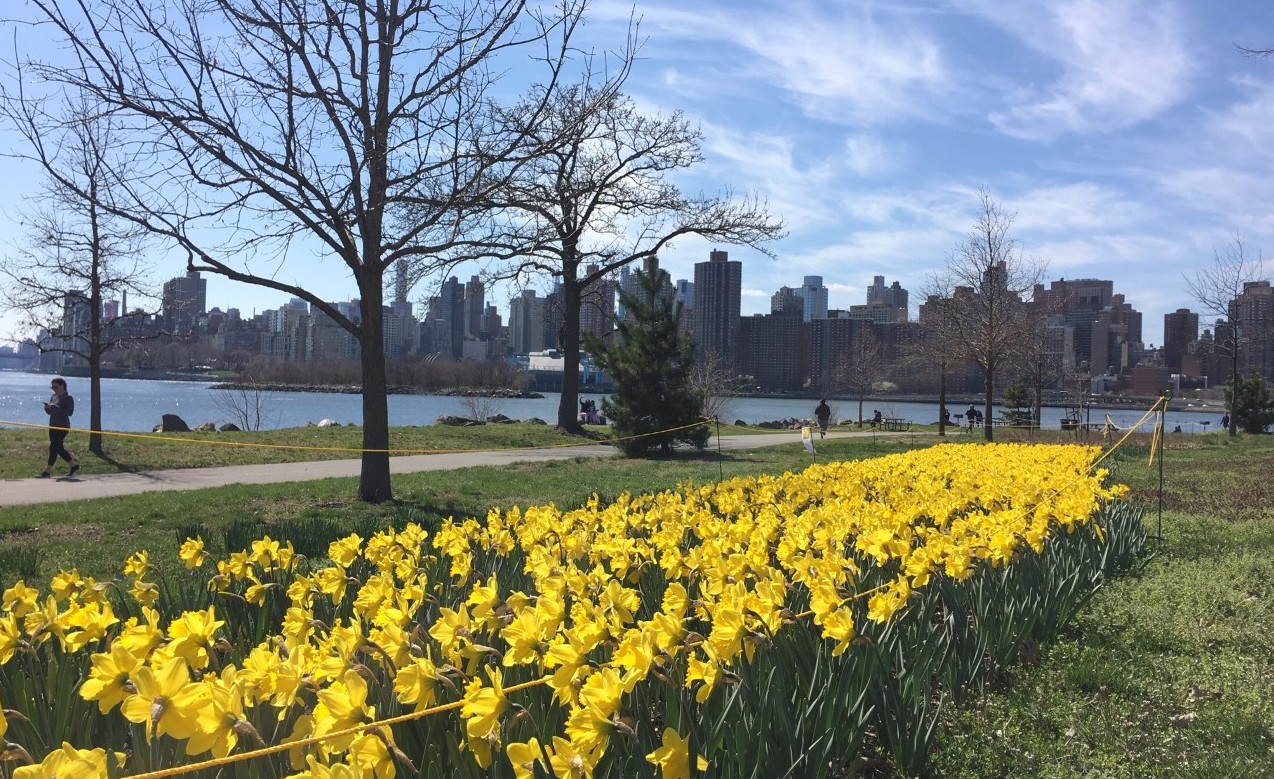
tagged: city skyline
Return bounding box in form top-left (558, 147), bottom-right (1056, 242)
top-left (4, 1), bottom-right (1274, 346)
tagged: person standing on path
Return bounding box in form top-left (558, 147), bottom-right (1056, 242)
top-left (814, 399), bottom-right (832, 438)
top-left (40, 377), bottom-right (80, 479)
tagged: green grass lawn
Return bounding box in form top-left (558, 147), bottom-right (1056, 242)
top-left (0, 430), bottom-right (1268, 777)
top-left (930, 434), bottom-right (1274, 778)
top-left (0, 420), bottom-right (780, 480)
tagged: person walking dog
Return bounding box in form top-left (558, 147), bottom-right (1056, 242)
top-left (39, 377), bottom-right (80, 479)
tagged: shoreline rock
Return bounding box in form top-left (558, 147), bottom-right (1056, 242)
top-left (212, 382), bottom-right (543, 399)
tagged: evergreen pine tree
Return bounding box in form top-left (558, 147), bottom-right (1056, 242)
top-left (585, 259), bottom-right (709, 456)
top-left (1224, 372), bottom-right (1274, 433)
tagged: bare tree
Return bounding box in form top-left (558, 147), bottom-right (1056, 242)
top-left (941, 188), bottom-right (1046, 441)
top-left (209, 379), bottom-right (277, 432)
top-left (690, 348), bottom-right (743, 423)
top-left (914, 287), bottom-right (958, 436)
top-left (1013, 316), bottom-right (1068, 430)
top-left (12, 0), bottom-right (605, 502)
top-left (835, 325), bottom-right (883, 427)
top-left (1185, 236), bottom-right (1266, 436)
top-left (0, 100), bottom-right (156, 455)
top-left (454, 82), bottom-right (783, 432)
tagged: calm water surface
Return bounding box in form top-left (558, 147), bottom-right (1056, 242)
top-left (0, 371), bottom-right (1219, 434)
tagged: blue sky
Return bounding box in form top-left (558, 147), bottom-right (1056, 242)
top-left (4, 0), bottom-right (1274, 347)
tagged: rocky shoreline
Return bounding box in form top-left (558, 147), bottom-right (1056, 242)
top-left (213, 382), bottom-right (543, 399)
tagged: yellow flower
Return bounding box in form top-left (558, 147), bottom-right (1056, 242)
top-left (461, 666), bottom-right (509, 768)
top-left (250, 536), bottom-right (281, 567)
top-left (506, 738), bottom-right (547, 779)
top-left (123, 551), bottom-right (151, 578)
top-left (48, 570), bottom-right (84, 602)
top-left (177, 675), bottom-right (252, 758)
top-left (312, 669), bottom-right (375, 753)
top-left (129, 579), bottom-right (160, 609)
top-left (179, 537), bottom-right (207, 569)
top-left (646, 728), bottom-right (707, 779)
top-left (393, 655), bottom-right (441, 712)
top-left (685, 644), bottom-right (721, 704)
top-left (2, 580), bottom-right (40, 616)
top-left (121, 656), bottom-right (200, 743)
top-left (0, 613), bottom-right (22, 665)
top-left (80, 643), bottom-right (143, 714)
top-left (11, 742), bottom-right (125, 779)
top-left (166, 606), bottom-right (225, 670)
top-left (548, 736), bottom-right (599, 779)
top-left (328, 534), bottom-right (363, 569)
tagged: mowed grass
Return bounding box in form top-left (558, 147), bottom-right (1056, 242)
top-left (0, 420), bottom-right (784, 480)
top-left (930, 433), bottom-right (1274, 778)
top-left (0, 421), bottom-right (625, 480)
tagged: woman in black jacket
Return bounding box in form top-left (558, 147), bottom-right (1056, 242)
top-left (39, 377), bottom-right (80, 478)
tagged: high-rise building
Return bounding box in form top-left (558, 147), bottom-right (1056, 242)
top-left (674, 279), bottom-right (695, 336)
top-left (692, 249), bottom-right (742, 367)
top-left (509, 290), bottom-right (546, 354)
top-left (464, 275), bottom-right (485, 340)
top-left (866, 275), bottom-right (909, 312)
top-left (431, 276), bottom-right (465, 358)
top-left (846, 276), bottom-right (908, 324)
top-left (162, 270), bottom-right (207, 337)
top-left (579, 264), bottom-right (616, 343)
top-left (1233, 280), bottom-right (1274, 382)
top-left (1163, 308), bottom-right (1199, 373)
top-left (799, 275), bottom-right (829, 322)
top-left (54, 290), bottom-right (93, 368)
top-left (1033, 278), bottom-right (1117, 367)
top-left (770, 286), bottom-right (804, 319)
top-left (736, 314), bottom-right (804, 392)
top-left (543, 283), bottom-right (564, 352)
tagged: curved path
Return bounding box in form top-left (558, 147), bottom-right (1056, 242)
top-left (1, 429), bottom-right (902, 507)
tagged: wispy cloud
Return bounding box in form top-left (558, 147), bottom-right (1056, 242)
top-left (962, 0), bottom-right (1194, 139)
top-left (592, 0), bottom-right (952, 125)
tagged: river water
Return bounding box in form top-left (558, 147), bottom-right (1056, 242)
top-left (0, 371), bottom-right (1220, 434)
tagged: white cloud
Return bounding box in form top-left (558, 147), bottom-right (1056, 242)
top-left (969, 0), bottom-right (1194, 139)
top-left (844, 133), bottom-right (902, 178)
top-left (592, 0), bottom-right (952, 125)
top-left (1007, 183), bottom-right (1150, 234)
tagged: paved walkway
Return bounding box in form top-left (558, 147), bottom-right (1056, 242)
top-left (1, 430), bottom-right (891, 507)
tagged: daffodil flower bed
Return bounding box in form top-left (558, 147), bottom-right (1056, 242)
top-left (0, 443), bottom-right (1143, 779)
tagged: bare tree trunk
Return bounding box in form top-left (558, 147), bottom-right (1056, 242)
top-left (983, 362), bottom-right (995, 442)
top-left (357, 284), bottom-right (392, 503)
top-left (938, 361), bottom-right (948, 436)
top-left (557, 262), bottom-right (584, 433)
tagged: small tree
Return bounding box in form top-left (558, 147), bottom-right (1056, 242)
top-left (0, 100), bottom-right (156, 455)
top-left (585, 259), bottom-right (708, 456)
top-left (1185, 237), bottom-right (1266, 437)
top-left (836, 325), bottom-right (883, 427)
top-left (690, 349), bottom-right (743, 423)
top-left (209, 379), bottom-right (277, 431)
top-left (941, 188), bottom-right (1047, 441)
top-left (1225, 372), bottom-right (1274, 433)
top-left (1001, 377), bottom-right (1032, 426)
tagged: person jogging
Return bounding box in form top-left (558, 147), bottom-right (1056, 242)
top-left (39, 377), bottom-right (80, 479)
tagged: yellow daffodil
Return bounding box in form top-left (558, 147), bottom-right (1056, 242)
top-left (178, 537), bottom-right (207, 569)
top-left (11, 742), bottom-right (125, 779)
top-left (80, 643), bottom-right (144, 714)
top-left (646, 728), bottom-right (707, 779)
